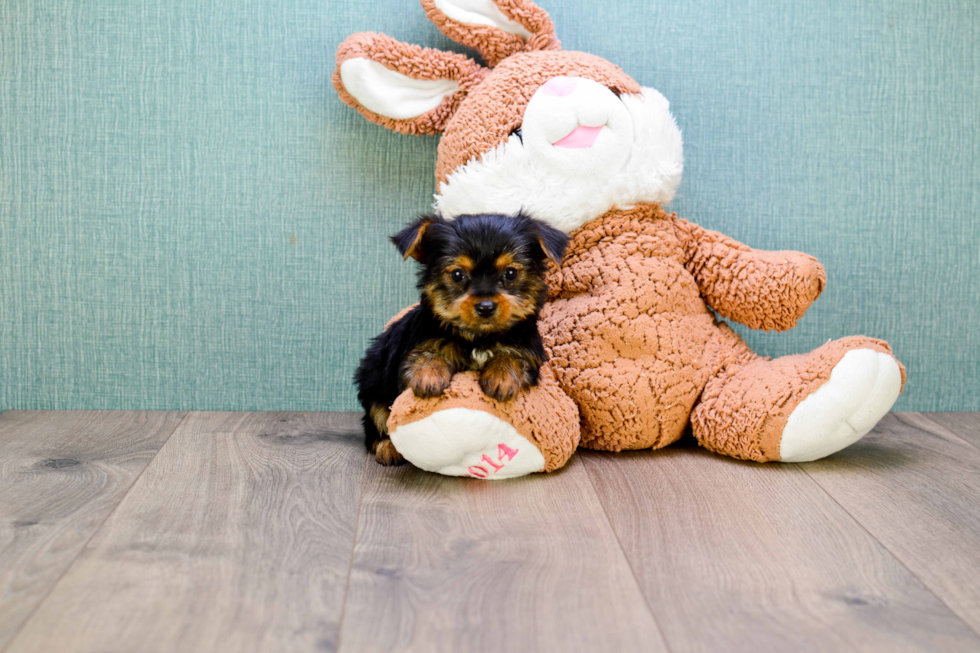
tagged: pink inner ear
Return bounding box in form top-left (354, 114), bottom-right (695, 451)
top-left (553, 125), bottom-right (603, 149)
top-left (540, 77), bottom-right (577, 97)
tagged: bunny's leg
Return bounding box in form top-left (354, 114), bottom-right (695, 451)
top-left (386, 365), bottom-right (580, 479)
top-left (692, 337), bottom-right (905, 462)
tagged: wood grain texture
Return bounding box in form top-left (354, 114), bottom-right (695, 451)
top-left (582, 439), bottom-right (980, 653)
top-left (920, 412), bottom-right (980, 448)
top-left (0, 410), bottom-right (184, 651)
top-left (5, 412), bottom-right (367, 653)
top-left (802, 412), bottom-right (980, 637)
top-left (338, 457), bottom-right (667, 653)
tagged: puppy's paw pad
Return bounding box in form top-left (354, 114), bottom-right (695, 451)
top-left (479, 368), bottom-right (524, 402)
top-left (374, 439), bottom-right (406, 466)
top-left (410, 365), bottom-right (453, 398)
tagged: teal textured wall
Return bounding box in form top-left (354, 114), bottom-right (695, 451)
top-left (1, 0), bottom-right (977, 411)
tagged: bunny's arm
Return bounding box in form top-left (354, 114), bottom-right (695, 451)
top-left (671, 216), bottom-right (825, 332)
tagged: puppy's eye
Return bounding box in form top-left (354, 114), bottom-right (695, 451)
top-left (511, 127), bottom-right (523, 144)
top-left (503, 267), bottom-right (518, 282)
top-left (450, 269), bottom-right (467, 284)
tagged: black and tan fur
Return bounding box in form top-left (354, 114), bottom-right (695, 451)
top-left (354, 212), bottom-right (568, 465)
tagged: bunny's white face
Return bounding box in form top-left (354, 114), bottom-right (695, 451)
top-left (435, 77), bottom-right (684, 234)
top-left (521, 77), bottom-right (634, 176)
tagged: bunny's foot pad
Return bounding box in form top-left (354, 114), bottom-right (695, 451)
top-left (780, 349), bottom-right (902, 462)
top-left (390, 407), bottom-right (546, 479)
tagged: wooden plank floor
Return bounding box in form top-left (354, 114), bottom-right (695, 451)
top-left (1, 411), bottom-right (979, 653)
top-left (0, 411), bottom-right (185, 650)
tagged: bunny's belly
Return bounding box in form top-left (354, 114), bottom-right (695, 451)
top-left (540, 257), bottom-right (729, 451)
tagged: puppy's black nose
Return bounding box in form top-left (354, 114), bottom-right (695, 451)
top-left (475, 300), bottom-right (497, 318)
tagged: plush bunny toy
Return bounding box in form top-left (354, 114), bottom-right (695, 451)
top-left (334, 0), bottom-right (906, 479)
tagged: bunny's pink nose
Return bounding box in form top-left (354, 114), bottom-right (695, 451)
top-left (540, 77), bottom-right (577, 97)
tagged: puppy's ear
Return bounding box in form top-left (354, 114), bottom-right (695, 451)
top-left (391, 215), bottom-right (439, 262)
top-left (531, 220), bottom-right (569, 267)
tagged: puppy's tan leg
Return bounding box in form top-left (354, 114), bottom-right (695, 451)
top-left (368, 403), bottom-right (405, 466)
top-left (369, 403), bottom-right (391, 436)
top-left (373, 438), bottom-right (405, 466)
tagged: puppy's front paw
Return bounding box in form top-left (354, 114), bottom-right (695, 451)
top-left (480, 359), bottom-right (528, 402)
top-left (374, 438), bottom-right (406, 466)
top-left (409, 362), bottom-right (453, 398)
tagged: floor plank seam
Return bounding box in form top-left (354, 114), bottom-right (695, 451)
top-left (0, 411), bottom-right (191, 653)
top-left (796, 462), bottom-right (980, 641)
top-left (580, 455), bottom-right (675, 653)
top-left (915, 413), bottom-right (980, 454)
top-left (333, 452), bottom-right (371, 653)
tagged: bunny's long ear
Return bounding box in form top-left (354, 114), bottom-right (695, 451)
top-left (421, 0), bottom-right (561, 67)
top-left (333, 32), bottom-right (489, 135)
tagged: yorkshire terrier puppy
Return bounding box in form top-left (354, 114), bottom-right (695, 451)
top-left (354, 212), bottom-right (569, 466)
